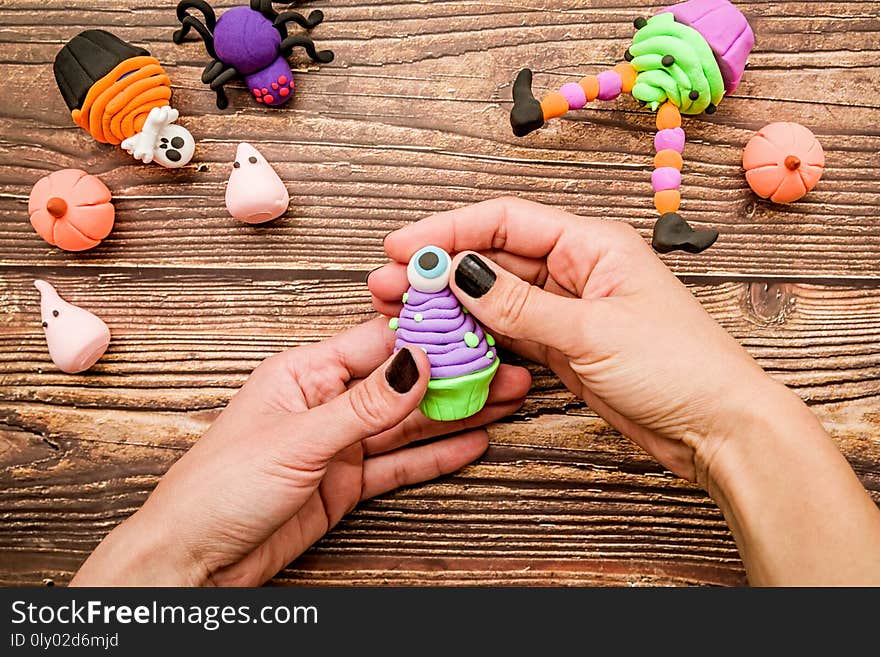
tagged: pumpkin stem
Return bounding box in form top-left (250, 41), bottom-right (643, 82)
top-left (784, 155), bottom-right (801, 171)
top-left (46, 197), bottom-right (68, 218)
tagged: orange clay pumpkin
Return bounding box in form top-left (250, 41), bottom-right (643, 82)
top-left (743, 122), bottom-right (824, 204)
top-left (28, 169), bottom-right (114, 251)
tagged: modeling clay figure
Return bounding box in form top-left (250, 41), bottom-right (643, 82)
top-left (509, 0), bottom-right (755, 254)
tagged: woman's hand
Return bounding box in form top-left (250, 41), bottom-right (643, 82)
top-left (369, 197), bottom-right (880, 585)
top-left (71, 318), bottom-right (531, 586)
top-left (370, 196), bottom-right (779, 483)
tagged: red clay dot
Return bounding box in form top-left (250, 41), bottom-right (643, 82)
top-left (252, 88), bottom-right (261, 96)
top-left (272, 82), bottom-right (279, 90)
top-left (255, 96), bottom-right (264, 103)
top-left (279, 87), bottom-right (290, 97)
top-left (264, 94), bottom-right (274, 103)
top-left (262, 88), bottom-right (268, 94)
top-left (278, 76), bottom-right (287, 85)
top-left (289, 81), bottom-right (295, 88)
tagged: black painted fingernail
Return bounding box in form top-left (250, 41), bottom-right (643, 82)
top-left (455, 254), bottom-right (496, 298)
top-left (385, 348), bottom-right (419, 393)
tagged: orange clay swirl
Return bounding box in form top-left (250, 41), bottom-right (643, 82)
top-left (71, 56), bottom-right (172, 145)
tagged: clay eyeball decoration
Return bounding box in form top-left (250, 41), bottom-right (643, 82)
top-left (743, 122), bottom-right (825, 204)
top-left (35, 280), bottom-right (110, 374)
top-left (407, 245), bottom-right (452, 293)
top-left (28, 169), bottom-right (114, 251)
top-left (225, 143), bottom-right (290, 224)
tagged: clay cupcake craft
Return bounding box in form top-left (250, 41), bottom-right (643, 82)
top-left (172, 0), bottom-right (334, 109)
top-left (509, 0), bottom-right (755, 254)
top-left (36, 280), bottom-right (110, 374)
top-left (225, 143), bottom-right (290, 223)
top-left (391, 246), bottom-right (500, 421)
top-left (54, 30), bottom-right (195, 168)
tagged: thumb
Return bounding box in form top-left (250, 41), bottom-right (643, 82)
top-left (450, 252), bottom-right (588, 355)
top-left (287, 346), bottom-right (430, 463)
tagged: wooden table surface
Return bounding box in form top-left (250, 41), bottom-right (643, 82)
top-left (1, 0), bottom-right (878, 587)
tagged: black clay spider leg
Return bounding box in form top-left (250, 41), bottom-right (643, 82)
top-left (253, 0), bottom-right (277, 20)
top-left (256, 0), bottom-right (300, 21)
top-left (273, 10), bottom-right (325, 39)
top-left (202, 60), bottom-right (239, 110)
top-left (280, 35), bottom-right (334, 64)
top-left (173, 0), bottom-right (218, 59)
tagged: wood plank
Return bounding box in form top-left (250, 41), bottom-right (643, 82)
top-left (2, 272), bottom-right (879, 405)
top-left (1, 271), bottom-right (878, 586)
top-left (2, 397), bottom-right (877, 587)
top-left (0, 1), bottom-right (876, 277)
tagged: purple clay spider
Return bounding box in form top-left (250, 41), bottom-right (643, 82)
top-left (172, 0), bottom-right (334, 109)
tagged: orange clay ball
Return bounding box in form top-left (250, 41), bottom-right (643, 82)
top-left (656, 102), bottom-right (681, 130)
top-left (28, 169), bottom-right (114, 251)
top-left (743, 122), bottom-right (825, 203)
top-left (613, 62), bottom-right (637, 94)
top-left (540, 92), bottom-right (569, 120)
top-left (654, 190), bottom-right (681, 215)
top-left (654, 149), bottom-right (683, 170)
top-left (578, 75), bottom-right (599, 102)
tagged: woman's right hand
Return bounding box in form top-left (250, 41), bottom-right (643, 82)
top-left (370, 197), bottom-right (880, 585)
top-left (369, 197), bottom-right (794, 484)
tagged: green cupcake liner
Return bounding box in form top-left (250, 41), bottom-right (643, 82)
top-left (419, 358), bottom-right (500, 421)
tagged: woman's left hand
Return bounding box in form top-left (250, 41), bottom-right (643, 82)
top-left (71, 318), bottom-right (530, 586)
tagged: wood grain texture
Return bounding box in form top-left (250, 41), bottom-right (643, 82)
top-left (0, 1), bottom-right (878, 276)
top-left (0, 0), bottom-right (878, 587)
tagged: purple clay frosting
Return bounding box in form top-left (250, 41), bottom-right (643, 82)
top-left (394, 287), bottom-right (496, 379)
top-left (657, 0), bottom-right (755, 94)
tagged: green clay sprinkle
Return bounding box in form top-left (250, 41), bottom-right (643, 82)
top-left (462, 307), bottom-right (469, 314)
top-left (486, 334), bottom-right (496, 346)
top-left (464, 332), bottom-right (479, 348)
top-left (402, 292), bottom-right (408, 303)
top-left (414, 313), bottom-right (423, 323)
top-left (486, 351), bottom-right (495, 360)
top-left (389, 317), bottom-right (399, 330)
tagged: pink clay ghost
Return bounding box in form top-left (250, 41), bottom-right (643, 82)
top-left (225, 143), bottom-right (289, 224)
top-left (36, 280), bottom-right (110, 374)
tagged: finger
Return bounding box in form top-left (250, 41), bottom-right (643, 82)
top-left (361, 429), bottom-right (489, 500)
top-left (449, 251), bottom-right (593, 356)
top-left (384, 196), bottom-right (580, 263)
top-left (367, 262), bottom-right (408, 316)
top-left (480, 251), bottom-right (578, 300)
top-left (367, 261), bottom-right (408, 302)
top-left (480, 250), bottom-right (549, 288)
top-left (372, 297), bottom-right (403, 318)
top-left (492, 332), bottom-right (549, 367)
top-left (285, 346), bottom-right (430, 464)
top-left (369, 252), bottom-right (553, 301)
top-left (364, 397), bottom-right (524, 457)
top-left (299, 316), bottom-right (395, 380)
top-left (363, 363), bottom-right (531, 455)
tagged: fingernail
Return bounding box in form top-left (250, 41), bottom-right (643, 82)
top-left (455, 254), bottom-right (496, 298)
top-left (365, 266), bottom-right (382, 284)
top-left (385, 347), bottom-right (419, 394)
